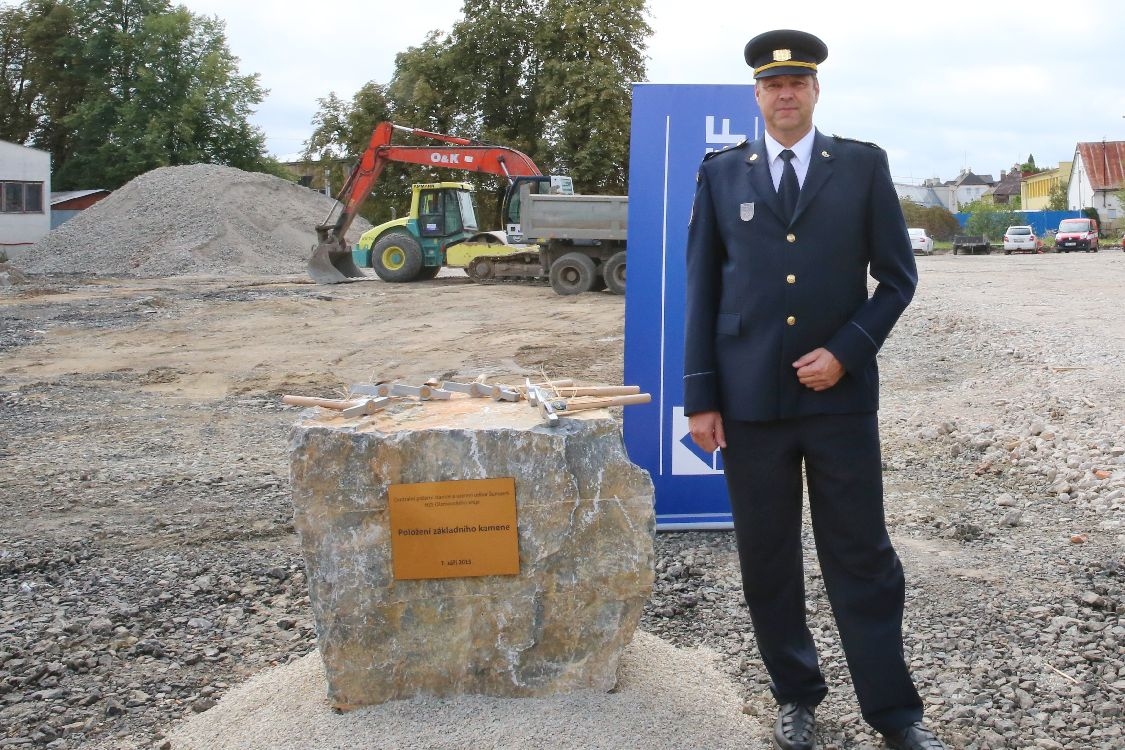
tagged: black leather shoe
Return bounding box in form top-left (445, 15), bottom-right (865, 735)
top-left (883, 722), bottom-right (947, 750)
top-left (773, 702), bottom-right (816, 750)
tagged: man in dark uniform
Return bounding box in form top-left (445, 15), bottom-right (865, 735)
top-left (683, 29), bottom-right (946, 750)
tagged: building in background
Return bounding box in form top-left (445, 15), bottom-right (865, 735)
top-left (1068, 141), bottom-right (1124, 229)
top-left (1022, 162), bottom-right (1072, 211)
top-left (51, 190), bottom-right (111, 229)
top-left (987, 165), bottom-right (1023, 205)
top-left (893, 179), bottom-right (945, 208)
top-left (942, 169), bottom-right (996, 212)
top-left (1, 140), bottom-right (51, 250)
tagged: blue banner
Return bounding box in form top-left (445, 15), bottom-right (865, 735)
top-left (623, 84), bottom-right (761, 529)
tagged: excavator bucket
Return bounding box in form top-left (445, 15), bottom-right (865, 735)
top-left (308, 234), bottom-right (366, 284)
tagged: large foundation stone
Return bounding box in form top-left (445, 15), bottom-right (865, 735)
top-left (289, 398), bottom-right (655, 709)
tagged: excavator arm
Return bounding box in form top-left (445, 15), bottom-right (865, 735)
top-left (309, 122), bottom-right (543, 283)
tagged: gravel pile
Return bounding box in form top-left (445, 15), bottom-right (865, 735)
top-left (18, 164), bottom-right (371, 278)
top-left (167, 631), bottom-right (761, 750)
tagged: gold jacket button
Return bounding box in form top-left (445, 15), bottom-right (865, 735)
top-left (786, 274), bottom-right (797, 284)
top-left (786, 316), bottom-right (797, 326)
top-left (786, 233), bottom-right (796, 243)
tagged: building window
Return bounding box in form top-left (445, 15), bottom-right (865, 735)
top-left (1, 181), bottom-right (45, 214)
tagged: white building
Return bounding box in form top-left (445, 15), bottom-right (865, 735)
top-left (942, 169), bottom-right (995, 213)
top-left (1067, 141), bottom-right (1123, 228)
top-left (896, 171), bottom-right (997, 213)
top-left (1, 140), bottom-right (51, 250)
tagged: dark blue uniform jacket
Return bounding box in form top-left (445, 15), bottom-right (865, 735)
top-left (682, 129), bottom-right (917, 421)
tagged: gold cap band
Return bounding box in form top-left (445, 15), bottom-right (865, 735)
top-left (753, 60), bottom-right (818, 76)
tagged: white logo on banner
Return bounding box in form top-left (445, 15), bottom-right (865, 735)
top-left (671, 407), bottom-right (724, 475)
top-left (705, 116), bottom-right (745, 146)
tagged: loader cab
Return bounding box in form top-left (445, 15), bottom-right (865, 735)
top-left (415, 183), bottom-right (479, 238)
top-left (503, 175), bottom-right (573, 242)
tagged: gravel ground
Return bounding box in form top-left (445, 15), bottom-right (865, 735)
top-left (1, 251), bottom-right (1123, 749)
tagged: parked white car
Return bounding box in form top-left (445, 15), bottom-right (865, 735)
top-left (1002, 225), bottom-right (1043, 254)
top-left (908, 228), bottom-right (934, 255)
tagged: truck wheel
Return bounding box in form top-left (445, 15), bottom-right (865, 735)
top-left (549, 252), bottom-right (597, 295)
top-left (372, 232), bottom-right (423, 282)
top-left (603, 251), bottom-right (626, 295)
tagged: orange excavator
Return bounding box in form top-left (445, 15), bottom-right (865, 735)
top-left (308, 122), bottom-right (548, 284)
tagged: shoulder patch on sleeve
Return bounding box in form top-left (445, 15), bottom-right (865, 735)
top-left (832, 134), bottom-right (880, 149)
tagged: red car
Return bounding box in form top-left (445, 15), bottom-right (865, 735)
top-left (1055, 218), bottom-right (1099, 253)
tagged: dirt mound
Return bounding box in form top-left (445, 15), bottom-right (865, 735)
top-left (20, 164), bottom-right (372, 278)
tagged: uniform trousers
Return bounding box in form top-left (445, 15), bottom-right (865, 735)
top-left (720, 412), bottom-right (923, 734)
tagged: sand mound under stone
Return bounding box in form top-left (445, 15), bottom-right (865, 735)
top-left (167, 631), bottom-right (766, 750)
top-left (22, 164), bottom-right (373, 278)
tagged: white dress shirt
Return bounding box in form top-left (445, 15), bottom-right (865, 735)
top-left (764, 127), bottom-right (815, 190)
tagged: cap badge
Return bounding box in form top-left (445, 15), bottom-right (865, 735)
top-left (772, 49), bottom-right (792, 62)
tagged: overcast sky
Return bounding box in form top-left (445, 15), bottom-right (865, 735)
top-left (176, 1), bottom-right (1123, 183)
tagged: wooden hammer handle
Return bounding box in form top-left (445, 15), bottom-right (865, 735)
top-left (560, 393), bottom-right (651, 412)
top-left (533, 378), bottom-right (574, 388)
top-left (281, 395), bottom-right (359, 410)
top-left (551, 385), bottom-right (640, 398)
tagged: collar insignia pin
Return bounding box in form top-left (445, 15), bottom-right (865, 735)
top-left (749, 153), bottom-right (759, 161)
top-left (822, 150), bottom-right (830, 157)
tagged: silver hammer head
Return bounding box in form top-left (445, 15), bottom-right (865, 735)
top-left (527, 384), bottom-right (559, 426)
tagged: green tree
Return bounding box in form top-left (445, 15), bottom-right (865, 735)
top-left (898, 199), bottom-right (926, 229)
top-left (534, 0), bottom-right (649, 193)
top-left (303, 0), bottom-right (649, 226)
top-left (1, 0), bottom-right (87, 153)
top-left (386, 30), bottom-right (465, 136)
top-left (1047, 182), bottom-right (1068, 211)
top-left (448, 0), bottom-right (543, 156)
top-left (925, 205), bottom-right (961, 241)
top-left (0, 3), bottom-right (36, 142)
top-left (899, 200), bottom-right (960, 241)
top-left (302, 82), bottom-right (412, 225)
top-left (962, 199), bottom-right (1019, 240)
top-left (2, 0), bottom-right (272, 190)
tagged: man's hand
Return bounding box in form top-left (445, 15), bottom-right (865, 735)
top-left (688, 410), bottom-right (726, 453)
top-left (793, 348), bottom-right (844, 391)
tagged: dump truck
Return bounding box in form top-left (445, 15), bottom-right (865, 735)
top-left (310, 121), bottom-right (628, 295)
top-left (465, 181), bottom-right (627, 294)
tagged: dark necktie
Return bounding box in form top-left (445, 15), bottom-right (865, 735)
top-left (778, 149), bottom-right (799, 223)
